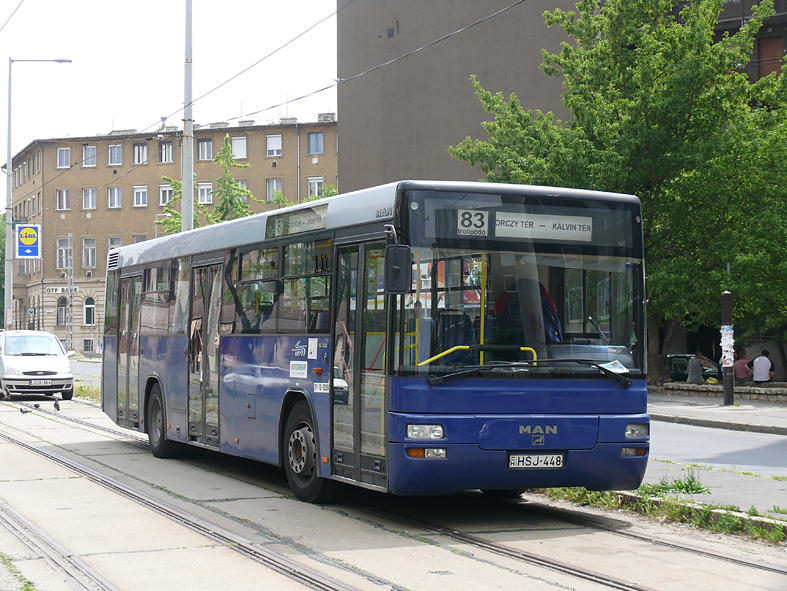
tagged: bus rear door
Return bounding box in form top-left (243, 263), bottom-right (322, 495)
top-left (117, 276), bottom-right (142, 429)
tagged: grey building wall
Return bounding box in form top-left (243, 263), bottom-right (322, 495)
top-left (337, 0), bottom-right (574, 192)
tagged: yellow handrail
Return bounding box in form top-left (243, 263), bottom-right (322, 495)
top-left (417, 346), bottom-right (537, 366)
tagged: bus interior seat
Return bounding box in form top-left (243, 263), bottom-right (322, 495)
top-left (309, 311), bottom-right (331, 333)
top-left (435, 309), bottom-right (477, 365)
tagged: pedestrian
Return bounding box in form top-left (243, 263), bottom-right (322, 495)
top-left (734, 350), bottom-right (753, 383)
top-left (747, 350), bottom-right (775, 384)
top-left (686, 350), bottom-right (711, 384)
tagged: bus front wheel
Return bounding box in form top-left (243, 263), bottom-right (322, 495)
top-left (284, 400), bottom-right (336, 503)
top-left (147, 383), bottom-right (180, 459)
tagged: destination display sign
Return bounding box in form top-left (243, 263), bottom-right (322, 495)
top-left (493, 212), bottom-right (593, 242)
top-left (266, 203), bottom-right (328, 239)
top-left (455, 210), bottom-right (593, 242)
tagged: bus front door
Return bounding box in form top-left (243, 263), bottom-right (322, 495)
top-left (332, 242), bottom-right (388, 490)
top-left (187, 264), bottom-right (222, 447)
top-left (117, 276), bottom-right (142, 429)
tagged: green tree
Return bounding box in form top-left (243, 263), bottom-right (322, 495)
top-left (211, 134), bottom-right (262, 222)
top-left (156, 175), bottom-right (215, 235)
top-left (270, 184), bottom-right (337, 208)
top-left (449, 0), bottom-right (787, 382)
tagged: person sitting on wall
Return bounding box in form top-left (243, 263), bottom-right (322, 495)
top-left (686, 350), bottom-right (711, 384)
top-left (747, 349), bottom-right (775, 384)
top-left (734, 350), bottom-right (753, 383)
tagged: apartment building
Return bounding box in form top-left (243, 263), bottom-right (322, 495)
top-left (7, 115), bottom-right (338, 353)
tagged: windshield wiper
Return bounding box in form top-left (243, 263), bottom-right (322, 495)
top-left (427, 358), bottom-right (632, 387)
top-left (428, 362), bottom-right (532, 385)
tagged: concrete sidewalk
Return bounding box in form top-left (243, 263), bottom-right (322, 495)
top-left (645, 389), bottom-right (787, 524)
top-left (648, 391), bottom-right (787, 436)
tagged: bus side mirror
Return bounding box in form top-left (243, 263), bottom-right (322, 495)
top-left (385, 244), bottom-right (411, 294)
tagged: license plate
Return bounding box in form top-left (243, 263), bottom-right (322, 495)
top-left (509, 453), bottom-right (564, 470)
top-left (30, 379), bottom-right (52, 386)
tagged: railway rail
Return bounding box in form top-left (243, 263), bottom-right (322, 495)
top-left (3, 398), bottom-right (787, 591)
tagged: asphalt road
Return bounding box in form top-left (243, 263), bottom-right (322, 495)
top-left (71, 358), bottom-right (101, 387)
top-left (649, 421), bottom-right (787, 479)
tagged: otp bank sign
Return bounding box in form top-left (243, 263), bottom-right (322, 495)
top-left (16, 224), bottom-right (41, 259)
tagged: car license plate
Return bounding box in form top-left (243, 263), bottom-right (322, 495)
top-left (509, 453), bottom-right (564, 470)
top-left (30, 379), bottom-right (52, 386)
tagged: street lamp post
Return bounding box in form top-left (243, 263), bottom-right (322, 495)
top-left (5, 58), bottom-right (71, 329)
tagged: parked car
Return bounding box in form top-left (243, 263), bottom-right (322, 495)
top-left (665, 353), bottom-right (722, 382)
top-left (0, 330), bottom-right (75, 400)
top-left (334, 366), bottom-right (349, 405)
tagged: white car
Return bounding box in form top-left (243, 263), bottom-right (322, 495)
top-left (0, 330), bottom-right (75, 400)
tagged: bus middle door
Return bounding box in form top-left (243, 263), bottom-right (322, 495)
top-left (332, 242), bottom-right (388, 490)
top-left (187, 264), bottom-right (222, 447)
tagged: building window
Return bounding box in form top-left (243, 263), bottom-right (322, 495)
top-left (109, 236), bottom-right (122, 249)
top-left (17, 259), bottom-right (28, 275)
top-left (267, 134), bottom-right (282, 157)
top-left (82, 145), bottom-right (96, 167)
top-left (56, 238), bottom-right (71, 270)
top-left (56, 189), bottom-right (70, 211)
top-left (198, 182), bottom-right (212, 204)
top-left (266, 178), bottom-right (282, 201)
top-left (31, 195), bottom-right (36, 216)
top-left (82, 188), bottom-right (96, 210)
top-left (231, 136), bottom-right (247, 159)
top-left (83, 338), bottom-right (94, 351)
top-left (198, 138), bottom-right (213, 160)
top-left (108, 144), bottom-right (122, 165)
top-left (133, 143), bottom-right (148, 165)
top-left (307, 132), bottom-right (323, 155)
top-left (159, 185), bottom-right (173, 206)
top-left (57, 148), bottom-right (70, 169)
top-left (108, 187), bottom-right (122, 209)
top-left (84, 298), bottom-right (96, 327)
top-left (133, 235), bottom-right (146, 244)
top-left (308, 177), bottom-right (324, 198)
top-left (160, 141), bottom-right (174, 163)
top-left (83, 237), bottom-right (96, 269)
top-left (133, 186), bottom-right (148, 207)
top-left (237, 179), bottom-right (248, 202)
top-left (57, 297), bottom-right (67, 326)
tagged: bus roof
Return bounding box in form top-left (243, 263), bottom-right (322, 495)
top-left (107, 180), bottom-right (640, 270)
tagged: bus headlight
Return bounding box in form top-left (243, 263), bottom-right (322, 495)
top-left (407, 424), bottom-right (444, 439)
top-left (625, 423), bottom-right (649, 438)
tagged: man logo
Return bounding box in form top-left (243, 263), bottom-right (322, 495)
top-left (519, 425), bottom-right (557, 435)
top-left (532, 435), bottom-right (545, 446)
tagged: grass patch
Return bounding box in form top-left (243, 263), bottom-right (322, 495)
top-left (535, 471), bottom-right (785, 543)
top-left (772, 505), bottom-right (787, 515)
top-left (0, 551), bottom-right (35, 591)
top-left (74, 384), bottom-right (100, 403)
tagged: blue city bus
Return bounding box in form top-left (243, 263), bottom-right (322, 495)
top-left (102, 181), bottom-right (649, 502)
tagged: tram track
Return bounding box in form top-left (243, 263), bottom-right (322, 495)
top-left (0, 500), bottom-right (120, 591)
top-left (6, 399), bottom-right (787, 590)
top-left (0, 425), bottom-right (364, 591)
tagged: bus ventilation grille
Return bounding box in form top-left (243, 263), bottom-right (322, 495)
top-left (107, 251), bottom-right (120, 270)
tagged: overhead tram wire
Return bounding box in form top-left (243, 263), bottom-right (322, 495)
top-left (12, 0), bottom-right (525, 211)
top-left (216, 0), bottom-right (529, 125)
top-left (0, 0), bottom-right (27, 36)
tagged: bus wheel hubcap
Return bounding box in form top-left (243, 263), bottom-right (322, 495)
top-left (289, 425), bottom-right (315, 476)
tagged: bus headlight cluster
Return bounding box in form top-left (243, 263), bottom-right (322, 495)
top-left (621, 447), bottom-right (648, 457)
top-left (406, 424), bottom-right (444, 439)
top-left (406, 447), bottom-right (447, 459)
top-left (625, 423), bottom-right (649, 439)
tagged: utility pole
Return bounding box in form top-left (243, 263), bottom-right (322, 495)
top-left (66, 233), bottom-right (74, 351)
top-left (721, 291), bottom-right (734, 405)
top-left (182, 0), bottom-right (194, 232)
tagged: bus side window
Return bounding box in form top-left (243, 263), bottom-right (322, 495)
top-left (170, 257), bottom-right (191, 335)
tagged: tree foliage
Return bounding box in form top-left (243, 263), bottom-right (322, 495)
top-left (449, 0), bottom-right (787, 379)
top-left (157, 134), bottom-right (263, 235)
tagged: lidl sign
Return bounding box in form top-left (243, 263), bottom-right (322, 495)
top-left (16, 224), bottom-right (41, 259)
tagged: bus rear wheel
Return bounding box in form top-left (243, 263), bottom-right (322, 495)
top-left (284, 400), bottom-right (337, 503)
top-left (147, 383), bottom-right (181, 459)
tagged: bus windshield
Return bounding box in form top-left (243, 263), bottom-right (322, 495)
top-left (394, 189), bottom-right (645, 378)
